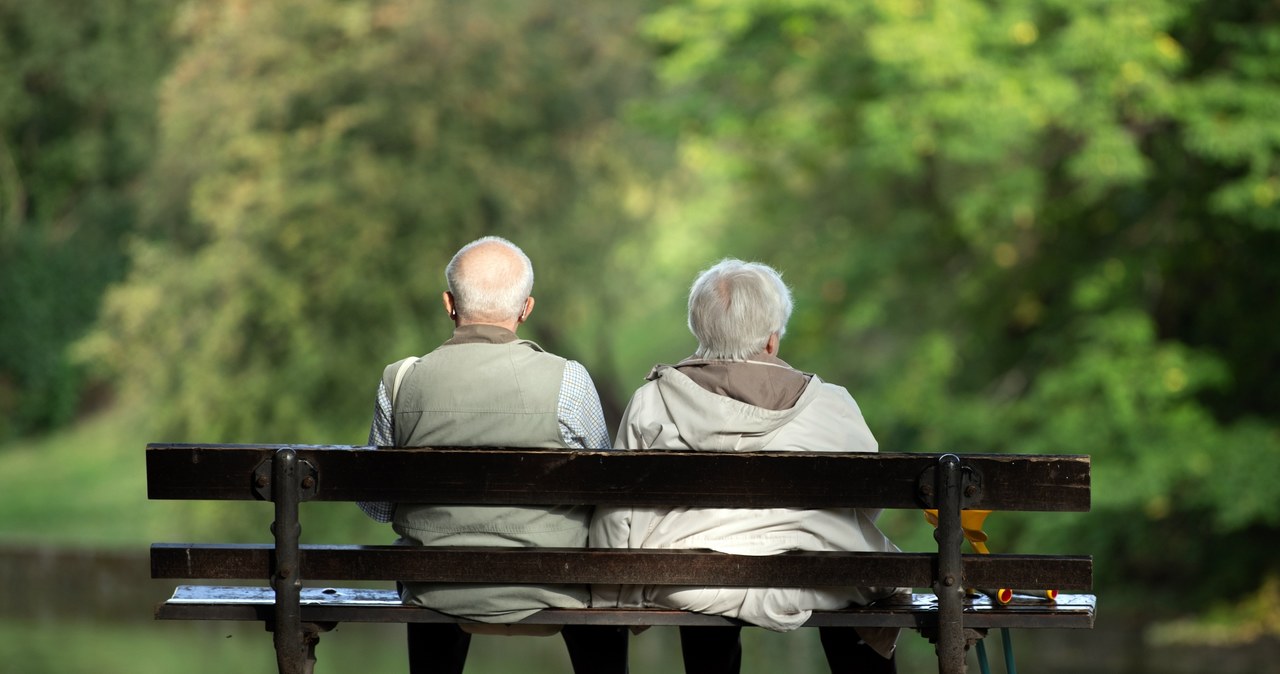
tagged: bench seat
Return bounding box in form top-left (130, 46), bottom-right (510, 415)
top-left (158, 585), bottom-right (1097, 630)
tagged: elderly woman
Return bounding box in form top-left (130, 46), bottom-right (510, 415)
top-left (591, 259), bottom-right (904, 674)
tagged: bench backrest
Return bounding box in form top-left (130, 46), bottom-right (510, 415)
top-left (147, 444), bottom-right (1091, 588)
top-left (147, 444), bottom-right (1090, 510)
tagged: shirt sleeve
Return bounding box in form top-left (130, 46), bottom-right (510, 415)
top-left (357, 380), bottom-right (396, 522)
top-left (558, 360), bottom-right (611, 450)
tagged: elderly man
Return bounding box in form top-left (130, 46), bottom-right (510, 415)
top-left (591, 259), bottom-right (902, 674)
top-left (359, 236), bottom-right (628, 674)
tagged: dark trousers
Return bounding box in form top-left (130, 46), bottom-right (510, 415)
top-left (679, 626), bottom-right (895, 674)
top-left (408, 623), bottom-right (629, 674)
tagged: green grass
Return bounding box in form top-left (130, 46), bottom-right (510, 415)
top-left (0, 616), bottom-right (951, 674)
top-left (0, 618), bottom-right (408, 674)
top-left (0, 405), bottom-right (156, 547)
top-left (0, 405), bottom-right (391, 547)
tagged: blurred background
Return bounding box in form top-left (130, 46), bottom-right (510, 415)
top-left (1, 0), bottom-right (1278, 672)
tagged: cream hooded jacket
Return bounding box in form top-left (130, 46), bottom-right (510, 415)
top-left (590, 359), bottom-right (904, 656)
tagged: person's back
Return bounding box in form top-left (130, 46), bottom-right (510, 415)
top-left (359, 236), bottom-right (626, 674)
top-left (591, 259), bottom-right (901, 674)
top-left (388, 325), bottom-right (592, 620)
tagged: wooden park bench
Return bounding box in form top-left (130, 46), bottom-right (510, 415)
top-left (147, 444), bottom-right (1094, 674)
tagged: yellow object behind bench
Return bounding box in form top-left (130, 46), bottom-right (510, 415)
top-left (922, 509), bottom-right (1058, 604)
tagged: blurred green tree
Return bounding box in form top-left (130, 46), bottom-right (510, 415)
top-left (60, 0), bottom-right (1280, 623)
top-left (0, 0), bottom-right (177, 438)
top-left (79, 0), bottom-right (670, 443)
top-left (635, 0), bottom-right (1280, 618)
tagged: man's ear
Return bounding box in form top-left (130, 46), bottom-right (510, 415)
top-left (518, 296), bottom-right (535, 324)
top-left (443, 291), bottom-right (458, 319)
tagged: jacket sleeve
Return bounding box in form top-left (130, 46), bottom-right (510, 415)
top-left (592, 388), bottom-right (645, 605)
top-left (588, 505), bottom-right (632, 606)
top-left (823, 382), bottom-right (878, 452)
top-left (612, 390), bottom-right (650, 450)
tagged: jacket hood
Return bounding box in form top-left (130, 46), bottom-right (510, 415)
top-left (648, 363), bottom-right (824, 452)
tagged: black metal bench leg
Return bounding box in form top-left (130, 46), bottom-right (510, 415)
top-left (303, 631), bottom-right (319, 674)
top-left (272, 448), bottom-right (306, 674)
top-left (934, 454), bottom-right (966, 674)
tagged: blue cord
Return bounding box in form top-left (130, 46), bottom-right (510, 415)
top-left (1002, 628), bottom-right (1016, 674)
top-left (976, 638), bottom-right (992, 674)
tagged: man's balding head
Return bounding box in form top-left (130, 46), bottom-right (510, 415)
top-left (445, 236), bottom-right (535, 325)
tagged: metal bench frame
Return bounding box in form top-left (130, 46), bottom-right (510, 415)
top-left (147, 445), bottom-right (1095, 674)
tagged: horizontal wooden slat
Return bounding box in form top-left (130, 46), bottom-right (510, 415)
top-left (151, 544), bottom-right (1092, 591)
top-left (146, 444), bottom-right (1090, 511)
top-left (155, 586), bottom-right (1097, 630)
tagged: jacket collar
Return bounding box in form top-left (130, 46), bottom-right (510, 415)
top-left (654, 353), bottom-right (812, 411)
top-left (443, 323), bottom-right (522, 346)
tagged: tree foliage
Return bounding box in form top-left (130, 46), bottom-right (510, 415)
top-left (3, 0), bottom-right (1275, 625)
top-left (0, 0), bottom-right (176, 438)
top-left (637, 0), bottom-right (1280, 613)
top-left (79, 0), bottom-right (666, 442)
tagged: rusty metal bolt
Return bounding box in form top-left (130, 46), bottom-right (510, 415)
top-left (920, 484), bottom-right (934, 497)
top-left (301, 476), bottom-right (315, 489)
top-left (964, 484), bottom-right (978, 498)
top-left (256, 475), bottom-right (270, 488)
top-left (943, 575), bottom-right (956, 587)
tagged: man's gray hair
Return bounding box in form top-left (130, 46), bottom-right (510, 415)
top-left (688, 259), bottom-right (793, 360)
top-left (445, 236), bottom-right (534, 321)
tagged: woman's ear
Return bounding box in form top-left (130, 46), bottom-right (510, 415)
top-left (765, 332), bottom-right (780, 356)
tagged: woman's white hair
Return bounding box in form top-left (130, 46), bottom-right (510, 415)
top-left (687, 259), bottom-right (793, 360)
top-left (445, 236), bottom-right (534, 322)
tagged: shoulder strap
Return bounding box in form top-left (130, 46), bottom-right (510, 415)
top-left (391, 358), bottom-right (416, 407)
